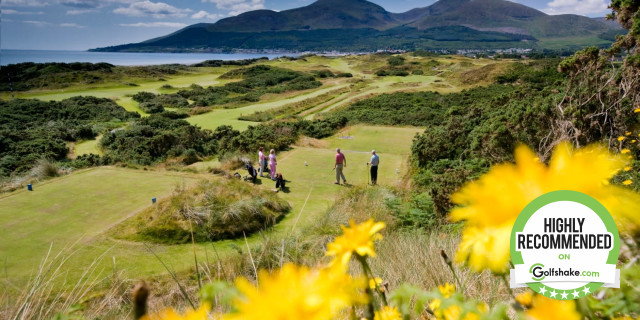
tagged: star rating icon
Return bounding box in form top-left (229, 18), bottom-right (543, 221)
top-left (582, 286), bottom-right (591, 295)
top-left (538, 286), bottom-right (547, 295)
top-left (561, 291), bottom-right (569, 299)
top-left (549, 290), bottom-right (557, 298)
top-left (572, 290), bottom-right (580, 298)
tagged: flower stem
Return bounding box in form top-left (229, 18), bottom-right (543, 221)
top-left (356, 255), bottom-right (377, 319)
top-left (357, 255), bottom-right (388, 306)
top-left (440, 249), bottom-right (464, 295)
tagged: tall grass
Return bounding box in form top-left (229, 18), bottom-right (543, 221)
top-left (2, 243), bottom-right (131, 320)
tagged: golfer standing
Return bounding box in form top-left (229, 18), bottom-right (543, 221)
top-left (334, 148), bottom-right (347, 185)
top-left (269, 149), bottom-right (277, 180)
top-left (258, 147), bottom-right (266, 177)
top-left (367, 150), bottom-right (379, 185)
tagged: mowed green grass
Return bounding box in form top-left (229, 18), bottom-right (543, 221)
top-left (187, 83), bottom-right (350, 130)
top-left (0, 167), bottom-right (201, 283)
top-left (74, 135), bottom-right (103, 156)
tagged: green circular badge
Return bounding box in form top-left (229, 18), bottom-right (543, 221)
top-left (510, 190), bottom-right (620, 300)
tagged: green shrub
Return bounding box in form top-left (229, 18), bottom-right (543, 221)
top-left (388, 56), bottom-right (405, 66)
top-left (139, 101), bottom-right (164, 113)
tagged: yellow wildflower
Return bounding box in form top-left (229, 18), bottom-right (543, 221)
top-left (374, 306), bottom-right (402, 320)
top-left (622, 149), bottom-right (631, 154)
top-left (142, 304), bottom-right (210, 320)
top-left (632, 140), bottom-right (637, 143)
top-left (525, 295), bottom-right (580, 320)
top-left (326, 219), bottom-right (385, 267)
top-left (227, 263), bottom-right (366, 320)
top-left (438, 305), bottom-right (484, 320)
top-left (516, 291), bottom-right (534, 308)
top-left (429, 283), bottom-right (456, 311)
top-left (369, 277), bottom-right (384, 291)
top-left (618, 136), bottom-right (626, 141)
top-left (623, 179), bottom-right (633, 185)
top-left (626, 131), bottom-right (632, 136)
top-left (625, 167), bottom-right (633, 171)
top-left (635, 108), bottom-right (640, 113)
top-left (438, 283), bottom-right (456, 297)
top-left (451, 142), bottom-right (640, 273)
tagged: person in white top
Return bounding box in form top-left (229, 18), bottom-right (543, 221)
top-left (268, 149), bottom-right (277, 180)
top-left (367, 150), bottom-right (379, 185)
top-left (258, 147), bottom-right (266, 177)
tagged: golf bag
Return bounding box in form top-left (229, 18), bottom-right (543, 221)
top-left (244, 162), bottom-right (258, 182)
top-left (275, 173), bottom-right (286, 190)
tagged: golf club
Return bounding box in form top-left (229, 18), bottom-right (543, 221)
top-left (366, 162), bottom-right (370, 185)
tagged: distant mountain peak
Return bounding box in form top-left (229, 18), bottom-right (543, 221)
top-left (91, 0), bottom-right (622, 53)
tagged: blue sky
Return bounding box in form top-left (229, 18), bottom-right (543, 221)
top-left (1, 0), bottom-right (614, 50)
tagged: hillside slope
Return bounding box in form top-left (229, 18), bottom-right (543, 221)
top-left (91, 0), bottom-right (621, 52)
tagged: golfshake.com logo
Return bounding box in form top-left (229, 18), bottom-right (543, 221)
top-left (510, 191), bottom-right (620, 300)
top-left (529, 264), bottom-right (602, 281)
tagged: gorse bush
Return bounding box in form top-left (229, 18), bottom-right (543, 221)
top-left (133, 91), bottom-right (190, 113)
top-left (129, 179), bottom-right (290, 244)
top-left (0, 96), bottom-right (139, 176)
top-left (99, 114), bottom-right (217, 165)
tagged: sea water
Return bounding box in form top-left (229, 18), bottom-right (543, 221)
top-left (0, 50), bottom-right (299, 66)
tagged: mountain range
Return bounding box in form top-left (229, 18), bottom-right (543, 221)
top-left (92, 0), bottom-right (624, 53)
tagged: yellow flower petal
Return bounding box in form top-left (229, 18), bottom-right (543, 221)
top-left (227, 264), bottom-right (366, 320)
top-left (326, 219), bottom-right (385, 268)
top-left (525, 295), bottom-right (581, 320)
top-left (438, 283), bottom-right (456, 298)
top-left (623, 179), bottom-right (632, 185)
top-left (621, 149), bottom-right (631, 154)
top-left (374, 306), bottom-right (402, 320)
top-left (516, 291), bottom-right (534, 308)
top-left (618, 136), bottom-right (626, 141)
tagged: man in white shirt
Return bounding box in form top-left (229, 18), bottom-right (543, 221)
top-left (367, 150), bottom-right (379, 185)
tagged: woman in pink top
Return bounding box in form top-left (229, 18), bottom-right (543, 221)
top-left (269, 149), bottom-right (277, 180)
top-left (258, 147), bottom-right (266, 177)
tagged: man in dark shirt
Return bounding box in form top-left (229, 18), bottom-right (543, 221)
top-left (334, 148), bottom-right (347, 185)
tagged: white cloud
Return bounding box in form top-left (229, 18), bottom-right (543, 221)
top-left (23, 20), bottom-right (50, 26)
top-left (2, 0), bottom-right (48, 7)
top-left (542, 0), bottom-right (609, 15)
top-left (60, 22), bottom-right (85, 28)
top-left (191, 10), bottom-right (224, 20)
top-left (119, 22), bottom-right (187, 27)
top-left (204, 0), bottom-right (265, 16)
top-left (67, 9), bottom-right (98, 14)
top-left (3, 9), bottom-right (45, 14)
top-left (59, 0), bottom-right (100, 9)
top-left (113, 1), bottom-right (192, 19)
